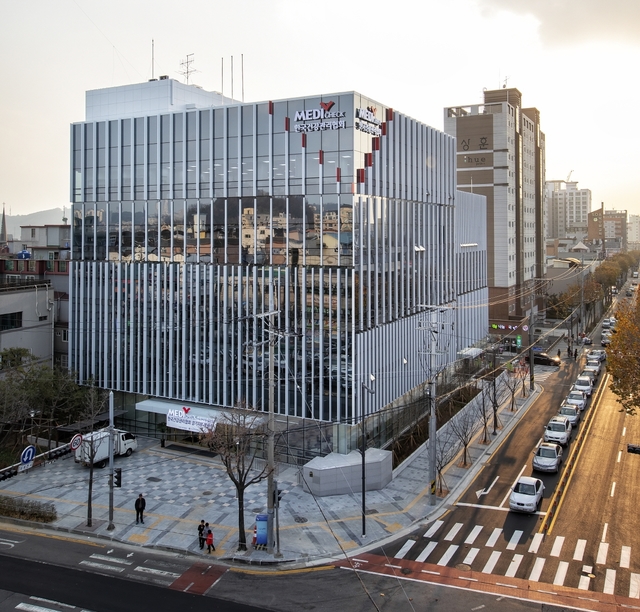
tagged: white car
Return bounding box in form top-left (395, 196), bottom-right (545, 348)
top-left (585, 359), bottom-right (601, 376)
top-left (544, 415), bottom-right (572, 446)
top-left (587, 349), bottom-right (607, 362)
top-left (574, 376), bottom-right (593, 397)
top-left (532, 443), bottom-right (563, 473)
top-left (509, 476), bottom-right (545, 513)
top-left (565, 389), bottom-right (587, 411)
top-left (580, 369), bottom-right (596, 384)
top-left (558, 403), bottom-right (580, 426)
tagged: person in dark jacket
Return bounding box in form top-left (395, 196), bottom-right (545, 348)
top-left (198, 520), bottom-right (206, 549)
top-left (135, 493), bottom-right (146, 524)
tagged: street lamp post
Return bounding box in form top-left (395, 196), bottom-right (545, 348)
top-left (360, 374), bottom-right (375, 538)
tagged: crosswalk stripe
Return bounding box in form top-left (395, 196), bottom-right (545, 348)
top-left (630, 573), bottom-right (640, 598)
top-left (465, 525), bottom-right (483, 545)
top-left (444, 523), bottom-right (463, 541)
top-left (505, 554), bottom-right (523, 578)
top-left (506, 530), bottom-right (523, 550)
top-left (604, 569), bottom-right (616, 595)
top-left (437, 544), bottom-right (458, 566)
top-left (550, 536), bottom-right (565, 557)
top-left (528, 533), bottom-right (544, 554)
top-left (486, 528), bottom-right (502, 547)
top-left (482, 550), bottom-right (501, 574)
top-left (529, 558), bottom-right (546, 582)
top-left (573, 539), bottom-right (586, 561)
top-left (416, 541), bottom-right (438, 563)
top-left (621, 546), bottom-right (631, 569)
top-left (424, 520), bottom-right (444, 538)
top-left (553, 561), bottom-right (569, 586)
top-left (394, 540), bottom-right (415, 559)
top-left (596, 541), bottom-right (609, 565)
top-left (79, 560), bottom-right (125, 573)
top-left (462, 548), bottom-right (480, 565)
top-left (578, 574), bottom-right (591, 590)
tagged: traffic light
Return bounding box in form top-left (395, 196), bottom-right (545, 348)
top-left (627, 444), bottom-right (640, 455)
top-left (273, 488), bottom-right (283, 507)
top-left (114, 468), bottom-right (122, 487)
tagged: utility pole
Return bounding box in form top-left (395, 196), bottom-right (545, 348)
top-left (266, 306), bottom-right (276, 555)
top-left (107, 390), bottom-right (115, 531)
top-left (360, 375), bottom-right (375, 537)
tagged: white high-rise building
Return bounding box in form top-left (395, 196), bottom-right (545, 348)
top-left (545, 180), bottom-right (592, 239)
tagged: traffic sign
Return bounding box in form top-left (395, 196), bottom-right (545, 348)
top-left (70, 434), bottom-right (83, 451)
top-left (20, 445), bottom-right (36, 465)
top-left (18, 462), bottom-right (34, 473)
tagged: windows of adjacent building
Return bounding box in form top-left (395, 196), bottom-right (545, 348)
top-left (0, 311), bottom-right (22, 331)
top-left (62, 329), bottom-right (69, 342)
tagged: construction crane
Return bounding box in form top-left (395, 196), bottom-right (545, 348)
top-left (567, 170), bottom-right (574, 182)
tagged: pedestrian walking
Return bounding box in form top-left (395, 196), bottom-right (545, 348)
top-left (557, 349), bottom-right (561, 359)
top-left (574, 348), bottom-right (578, 361)
top-left (206, 529), bottom-right (215, 553)
top-left (135, 493), bottom-right (146, 524)
top-left (198, 520), bottom-right (206, 550)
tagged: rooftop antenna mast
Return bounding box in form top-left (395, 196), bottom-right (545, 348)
top-left (179, 53), bottom-right (197, 84)
top-left (151, 39), bottom-right (154, 80)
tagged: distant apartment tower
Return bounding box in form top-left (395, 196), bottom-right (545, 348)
top-left (545, 180), bottom-right (591, 239)
top-left (588, 207), bottom-right (628, 255)
top-left (445, 88), bottom-right (546, 321)
top-left (628, 214), bottom-right (640, 251)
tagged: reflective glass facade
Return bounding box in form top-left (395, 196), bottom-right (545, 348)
top-left (70, 83), bottom-right (474, 424)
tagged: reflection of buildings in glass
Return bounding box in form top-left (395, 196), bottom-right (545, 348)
top-left (70, 79), bottom-right (488, 433)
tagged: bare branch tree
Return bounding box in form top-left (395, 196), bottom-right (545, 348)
top-left (434, 425), bottom-right (460, 495)
top-left (503, 363), bottom-right (520, 412)
top-left (475, 382), bottom-right (492, 445)
top-left (199, 406), bottom-right (272, 551)
top-left (448, 405), bottom-right (480, 467)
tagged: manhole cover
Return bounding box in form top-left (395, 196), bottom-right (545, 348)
top-left (401, 567), bottom-right (412, 575)
top-left (147, 477), bottom-right (162, 482)
top-left (456, 563), bottom-right (471, 572)
top-left (251, 508), bottom-right (263, 513)
top-left (294, 516), bottom-right (308, 523)
top-left (201, 491), bottom-right (212, 496)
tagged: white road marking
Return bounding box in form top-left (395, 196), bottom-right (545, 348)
top-left (415, 541), bottom-right (438, 563)
top-left (602, 523), bottom-right (608, 541)
top-left (424, 520), bottom-right (444, 538)
top-left (481, 550), bottom-right (501, 574)
top-left (500, 463), bottom-right (529, 508)
top-left (611, 482), bottom-right (616, 497)
top-left (444, 523), bottom-right (463, 541)
top-left (462, 548), bottom-right (480, 565)
top-left (29, 598), bottom-right (78, 610)
top-left (90, 554), bottom-right (133, 565)
top-left (623, 427), bottom-right (627, 437)
top-left (505, 554), bottom-right (523, 578)
top-left (18, 605), bottom-right (74, 612)
top-left (79, 560), bottom-right (125, 573)
top-left (529, 558), bottom-right (545, 582)
top-left (618, 450), bottom-right (622, 463)
top-left (603, 568), bottom-right (616, 595)
top-left (528, 533), bottom-right (544, 554)
top-left (621, 546), bottom-right (631, 569)
top-left (550, 536), bottom-right (565, 557)
top-left (437, 544), bottom-right (459, 566)
top-left (486, 527), bottom-right (503, 547)
top-left (394, 540), bottom-right (416, 559)
top-left (506, 530), bottom-right (523, 550)
top-left (596, 542), bottom-right (609, 565)
top-left (465, 525), bottom-right (483, 545)
top-left (573, 539), bottom-right (587, 561)
top-left (578, 574), bottom-right (591, 590)
top-left (629, 573), bottom-right (640, 598)
top-left (134, 566), bottom-right (181, 578)
top-left (553, 561), bottom-right (569, 586)
top-left (455, 503), bottom-right (511, 512)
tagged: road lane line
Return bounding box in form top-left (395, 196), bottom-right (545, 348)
top-left (550, 536), bottom-right (565, 557)
top-left (486, 528), bottom-right (502, 547)
top-left (394, 540), bottom-right (416, 559)
top-left (506, 530), bottom-right (523, 550)
top-left (528, 533), bottom-right (544, 554)
top-left (603, 569), bottom-right (616, 594)
top-left (462, 548), bottom-right (480, 565)
top-left (505, 554), bottom-right (523, 578)
top-left (79, 560), bottom-right (125, 573)
top-left (596, 542), bottom-right (609, 565)
top-left (29, 598), bottom-right (76, 609)
top-left (424, 520), bottom-right (443, 538)
top-left (415, 541), bottom-right (438, 563)
top-left (611, 482), bottom-right (616, 497)
top-left (623, 426), bottom-right (627, 437)
top-left (465, 525), bottom-right (483, 545)
top-left (481, 550), bottom-right (501, 574)
top-left (621, 546), bottom-right (631, 569)
top-left (573, 539), bottom-right (587, 561)
top-left (444, 523), bottom-right (463, 541)
top-left (134, 566), bottom-right (181, 578)
top-left (437, 544), bottom-right (458, 566)
top-left (618, 450), bottom-right (622, 463)
top-left (553, 561), bottom-right (569, 586)
top-left (529, 558), bottom-right (545, 582)
top-left (630, 573), bottom-right (640, 598)
top-left (90, 554), bottom-right (133, 565)
top-left (602, 523), bottom-right (608, 541)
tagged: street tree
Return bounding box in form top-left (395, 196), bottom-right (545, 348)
top-left (200, 406), bottom-right (271, 551)
top-left (448, 399), bottom-right (480, 467)
top-left (475, 381), bottom-right (492, 445)
top-left (434, 425), bottom-right (460, 495)
top-left (503, 362), bottom-right (521, 412)
top-left (607, 301), bottom-right (640, 415)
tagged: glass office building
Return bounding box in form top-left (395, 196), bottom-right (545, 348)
top-left (70, 79), bottom-right (487, 442)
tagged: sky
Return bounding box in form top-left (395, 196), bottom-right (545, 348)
top-left (1, 0), bottom-right (639, 217)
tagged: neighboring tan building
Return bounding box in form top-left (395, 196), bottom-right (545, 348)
top-left (545, 180), bottom-right (591, 239)
top-left (444, 88), bottom-right (546, 323)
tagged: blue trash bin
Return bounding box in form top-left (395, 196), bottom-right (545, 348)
top-left (255, 514), bottom-right (268, 546)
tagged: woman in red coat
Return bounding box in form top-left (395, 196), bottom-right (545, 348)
top-left (206, 529), bottom-right (215, 553)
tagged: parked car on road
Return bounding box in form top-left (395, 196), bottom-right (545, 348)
top-left (544, 415), bottom-right (572, 447)
top-left (558, 403), bottom-right (580, 427)
top-left (525, 352), bottom-right (561, 367)
top-left (587, 349), bottom-right (607, 362)
top-left (509, 476), bottom-right (545, 513)
top-left (584, 359), bottom-right (601, 376)
top-left (532, 442), bottom-right (563, 473)
top-left (579, 369), bottom-right (597, 385)
top-left (565, 389), bottom-right (587, 411)
top-left (574, 376), bottom-right (593, 397)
